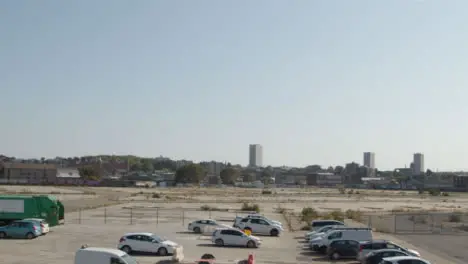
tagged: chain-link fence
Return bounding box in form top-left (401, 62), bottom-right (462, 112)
top-left (65, 206), bottom-right (247, 227)
top-left (359, 211), bottom-right (468, 234)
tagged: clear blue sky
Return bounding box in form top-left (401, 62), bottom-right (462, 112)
top-left (1, 1), bottom-right (468, 170)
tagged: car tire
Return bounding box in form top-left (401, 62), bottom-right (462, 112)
top-left (246, 240), bottom-right (256, 248)
top-left (330, 252), bottom-right (340, 260)
top-left (158, 247), bottom-right (168, 256)
top-left (319, 246), bottom-right (327, 254)
top-left (270, 229), bottom-right (279, 236)
top-left (215, 239), bottom-right (224, 246)
top-left (26, 232), bottom-right (34, 239)
top-left (121, 246), bottom-right (132, 254)
top-left (194, 227), bottom-right (201, 233)
top-left (0, 232), bottom-right (6, 239)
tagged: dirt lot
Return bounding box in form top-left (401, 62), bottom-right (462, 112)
top-left (0, 186), bottom-right (467, 263)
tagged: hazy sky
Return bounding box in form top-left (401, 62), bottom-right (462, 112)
top-left (1, 1), bottom-right (468, 170)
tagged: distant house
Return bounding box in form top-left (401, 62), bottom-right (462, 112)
top-left (56, 168), bottom-right (81, 185)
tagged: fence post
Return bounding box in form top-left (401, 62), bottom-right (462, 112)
top-left (182, 210), bottom-right (185, 226)
top-left (130, 208), bottom-right (133, 225)
top-left (209, 209), bottom-right (212, 219)
top-left (104, 208), bottom-right (107, 224)
top-left (78, 208), bottom-right (81, 224)
top-left (156, 208), bottom-right (159, 225)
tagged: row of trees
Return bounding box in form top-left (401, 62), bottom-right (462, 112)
top-left (174, 164), bottom-right (274, 184)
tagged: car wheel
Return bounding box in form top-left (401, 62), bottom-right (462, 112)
top-left (194, 227), bottom-right (201, 233)
top-left (121, 246), bottom-right (132, 253)
top-left (215, 239), bottom-right (224, 246)
top-left (158, 247), bottom-right (168, 256)
top-left (0, 232), bottom-right (6, 239)
top-left (319, 246), bottom-right (327, 254)
top-left (246, 240), bottom-right (256, 248)
top-left (270, 229), bottom-right (279, 236)
top-left (26, 232), bottom-right (34, 239)
top-left (330, 252), bottom-right (340, 260)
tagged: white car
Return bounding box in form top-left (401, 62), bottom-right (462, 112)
top-left (118, 232), bottom-right (180, 256)
top-left (212, 228), bottom-right (261, 248)
top-left (234, 215), bottom-right (282, 228)
top-left (305, 225), bottom-right (342, 241)
top-left (188, 219), bottom-right (230, 233)
top-left (380, 256), bottom-right (431, 264)
top-left (23, 218), bottom-right (50, 235)
top-left (237, 218), bottom-right (283, 236)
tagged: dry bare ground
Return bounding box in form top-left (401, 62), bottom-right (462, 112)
top-left (0, 185), bottom-right (466, 263)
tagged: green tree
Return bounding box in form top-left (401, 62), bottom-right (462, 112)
top-left (141, 159), bottom-right (154, 173)
top-left (78, 167), bottom-right (100, 180)
top-left (175, 164), bottom-right (206, 184)
top-left (220, 167), bottom-right (240, 185)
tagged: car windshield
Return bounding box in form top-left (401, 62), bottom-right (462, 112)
top-left (151, 236), bottom-right (165, 242)
top-left (121, 254), bottom-right (139, 264)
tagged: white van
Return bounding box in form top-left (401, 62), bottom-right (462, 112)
top-left (310, 227), bottom-right (372, 253)
top-left (75, 246), bottom-right (138, 264)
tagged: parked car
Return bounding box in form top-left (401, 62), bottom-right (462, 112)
top-left (212, 228), bottom-right (261, 248)
top-left (0, 220), bottom-right (41, 239)
top-left (309, 220), bottom-right (345, 231)
top-left (23, 218), bottom-right (50, 235)
top-left (327, 239), bottom-right (360, 260)
top-left (305, 225), bottom-right (344, 241)
top-left (236, 218), bottom-right (283, 236)
top-left (234, 214), bottom-right (282, 228)
top-left (188, 219), bottom-right (230, 233)
top-left (311, 227), bottom-right (372, 253)
top-left (75, 245), bottom-right (138, 264)
top-left (358, 240), bottom-right (420, 261)
top-left (380, 256), bottom-right (431, 264)
top-left (117, 232), bottom-right (180, 256)
top-left (363, 249), bottom-right (412, 264)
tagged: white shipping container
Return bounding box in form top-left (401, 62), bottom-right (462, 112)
top-left (0, 199), bottom-right (25, 213)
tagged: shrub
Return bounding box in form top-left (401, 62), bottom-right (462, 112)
top-left (323, 210), bottom-right (345, 222)
top-left (301, 207), bottom-right (319, 222)
top-left (448, 213), bottom-right (461, 222)
top-left (338, 186), bottom-right (346, 194)
top-left (300, 225), bottom-right (310, 231)
top-left (241, 202), bottom-right (260, 213)
top-left (442, 192), bottom-right (449, 196)
top-left (261, 189), bottom-right (273, 195)
top-left (347, 189), bottom-right (354, 195)
top-left (200, 205), bottom-right (211, 211)
top-left (428, 188), bottom-right (440, 196)
top-left (152, 193), bottom-right (161, 198)
top-left (345, 209), bottom-right (362, 221)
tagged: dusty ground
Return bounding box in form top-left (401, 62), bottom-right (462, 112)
top-left (0, 185), bottom-right (467, 263)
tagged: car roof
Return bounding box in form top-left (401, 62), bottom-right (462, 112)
top-left (383, 256), bottom-right (423, 261)
top-left (79, 247), bottom-right (126, 257)
top-left (360, 239), bottom-right (387, 244)
top-left (373, 249), bottom-right (407, 253)
top-left (312, 220), bottom-right (342, 223)
top-left (124, 232), bottom-right (154, 237)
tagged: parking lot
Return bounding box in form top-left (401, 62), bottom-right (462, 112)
top-left (0, 203), bottom-right (459, 264)
top-left (0, 204), bottom-right (310, 264)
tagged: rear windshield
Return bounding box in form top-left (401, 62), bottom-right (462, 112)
top-left (121, 254), bottom-right (139, 264)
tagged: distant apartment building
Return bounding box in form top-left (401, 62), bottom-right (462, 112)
top-left (0, 162), bottom-right (57, 184)
top-left (249, 144), bottom-right (263, 167)
top-left (307, 172), bottom-right (343, 186)
top-left (203, 161), bottom-right (226, 176)
top-left (363, 152), bottom-right (375, 169)
top-left (412, 153), bottom-right (424, 175)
